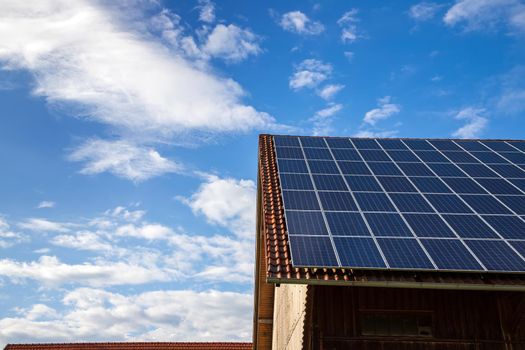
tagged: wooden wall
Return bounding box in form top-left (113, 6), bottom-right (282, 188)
top-left (308, 286), bottom-right (525, 350)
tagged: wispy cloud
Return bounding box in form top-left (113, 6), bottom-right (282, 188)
top-left (337, 9), bottom-right (361, 43)
top-left (18, 218), bottom-right (73, 233)
top-left (310, 103), bottom-right (343, 136)
top-left (198, 0), bottom-right (215, 23)
top-left (409, 2), bottom-right (443, 21)
top-left (0, 218), bottom-right (27, 249)
top-left (37, 201), bottom-right (55, 209)
top-left (444, 0), bottom-right (525, 32)
top-left (318, 84), bottom-right (345, 100)
top-left (289, 59), bottom-right (332, 90)
top-left (451, 107), bottom-right (488, 138)
top-left (279, 11), bottom-right (324, 35)
top-left (363, 96), bottom-right (401, 125)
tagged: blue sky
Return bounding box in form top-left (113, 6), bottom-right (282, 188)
top-left (0, 0), bottom-right (525, 345)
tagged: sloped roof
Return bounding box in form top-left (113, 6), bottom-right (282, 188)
top-left (257, 134), bottom-right (525, 289)
top-left (3, 343), bottom-right (252, 350)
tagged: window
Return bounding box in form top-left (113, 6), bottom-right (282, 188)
top-left (360, 311), bottom-right (433, 337)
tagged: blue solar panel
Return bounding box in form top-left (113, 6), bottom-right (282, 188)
top-left (308, 160), bottom-right (340, 174)
top-left (273, 135), bottom-right (525, 273)
top-left (386, 150), bottom-right (420, 162)
top-left (368, 162), bottom-right (403, 175)
top-left (280, 174), bottom-right (314, 190)
top-left (282, 190), bottom-right (320, 210)
top-left (377, 238), bottom-right (434, 269)
top-left (291, 236), bottom-right (339, 267)
top-left (465, 240), bottom-right (525, 271)
top-left (424, 194), bottom-right (473, 213)
top-left (354, 192), bottom-right (396, 212)
top-left (377, 176), bottom-right (417, 192)
top-left (319, 192), bottom-right (358, 211)
top-left (389, 193), bottom-right (434, 213)
top-left (275, 146), bottom-right (303, 159)
top-left (331, 148), bottom-right (361, 161)
top-left (326, 212), bottom-right (370, 236)
top-left (403, 214), bottom-right (456, 237)
top-left (365, 213), bottom-right (412, 237)
top-left (303, 147), bottom-right (333, 160)
top-left (421, 239), bottom-right (483, 270)
top-left (482, 216), bottom-right (525, 239)
top-left (334, 237), bottom-right (386, 268)
top-left (338, 161), bottom-right (371, 175)
top-left (410, 177), bottom-right (452, 193)
top-left (278, 159), bottom-right (309, 173)
top-left (359, 149), bottom-right (391, 162)
top-left (326, 138), bottom-right (354, 148)
top-left (345, 176), bottom-right (382, 192)
top-left (442, 215), bottom-right (498, 239)
top-left (397, 162), bottom-right (434, 176)
top-left (286, 211), bottom-right (328, 236)
top-left (300, 137), bottom-right (327, 148)
top-left (442, 178), bottom-right (487, 194)
top-left (313, 175), bottom-right (348, 191)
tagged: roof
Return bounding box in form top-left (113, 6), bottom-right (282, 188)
top-left (3, 343), bottom-right (252, 350)
top-left (257, 134), bottom-right (525, 289)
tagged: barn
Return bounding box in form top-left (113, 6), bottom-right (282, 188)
top-left (253, 134), bottom-right (525, 350)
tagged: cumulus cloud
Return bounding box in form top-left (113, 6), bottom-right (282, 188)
top-left (68, 139), bottom-right (181, 182)
top-left (202, 24), bottom-right (262, 62)
top-left (409, 2), bottom-right (443, 21)
top-left (451, 107), bottom-right (488, 138)
top-left (318, 84), bottom-right (345, 100)
top-left (363, 96), bottom-right (401, 125)
top-left (0, 288), bottom-right (252, 347)
top-left (310, 104), bottom-right (343, 136)
top-left (289, 59), bottom-right (332, 90)
top-left (37, 201), bottom-right (55, 209)
top-left (337, 9), bottom-right (361, 43)
top-left (444, 0), bottom-right (525, 32)
top-left (279, 11), bottom-right (324, 35)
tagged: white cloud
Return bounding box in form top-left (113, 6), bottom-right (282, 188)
top-left (0, 288), bottom-right (252, 347)
top-left (0, 218), bottom-right (27, 249)
top-left (289, 59), bottom-right (332, 90)
top-left (279, 11), bottom-right (324, 35)
top-left (68, 139), bottom-right (181, 182)
top-left (444, 0), bottom-right (525, 32)
top-left (353, 130), bottom-right (399, 138)
top-left (116, 224), bottom-right (173, 240)
top-left (310, 104), bottom-right (343, 136)
top-left (337, 9), bottom-right (360, 43)
top-left (451, 107), bottom-right (488, 138)
top-left (37, 201), bottom-right (55, 209)
top-left (51, 231), bottom-right (113, 252)
top-left (0, 255), bottom-right (170, 287)
top-left (363, 96), bottom-right (401, 125)
top-left (344, 51), bottom-right (355, 61)
top-left (318, 84), bottom-right (345, 100)
top-left (198, 0), bottom-right (215, 23)
top-left (409, 2), bottom-right (443, 21)
top-left (202, 24), bottom-right (262, 62)
top-left (18, 218), bottom-right (73, 233)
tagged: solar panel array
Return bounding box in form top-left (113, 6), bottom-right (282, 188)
top-left (273, 136), bottom-right (525, 273)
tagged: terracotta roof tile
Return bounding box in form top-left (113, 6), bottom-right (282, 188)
top-left (4, 343), bottom-right (252, 350)
top-left (258, 134), bottom-right (525, 288)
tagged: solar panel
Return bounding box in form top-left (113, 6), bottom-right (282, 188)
top-left (273, 136), bottom-right (525, 273)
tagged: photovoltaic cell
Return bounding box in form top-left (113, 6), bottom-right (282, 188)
top-left (410, 177), bottom-right (452, 193)
top-left (482, 216), bottom-right (525, 239)
top-left (273, 135), bottom-right (525, 273)
top-left (319, 192), bottom-right (358, 211)
top-left (442, 215), bottom-right (498, 239)
top-left (421, 239), bottom-right (483, 270)
top-left (465, 240), bottom-right (525, 271)
top-left (345, 176), bottom-right (383, 192)
top-left (403, 214), bottom-right (455, 237)
top-left (282, 190), bottom-right (320, 210)
top-left (354, 192), bottom-right (396, 212)
top-left (286, 211), bottom-right (328, 236)
top-left (338, 161), bottom-right (371, 175)
top-left (377, 238), bottom-right (434, 269)
top-left (334, 237), bottom-right (386, 268)
top-left (326, 212), bottom-right (370, 236)
top-left (365, 213), bottom-right (412, 237)
top-left (291, 236), bottom-right (339, 267)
